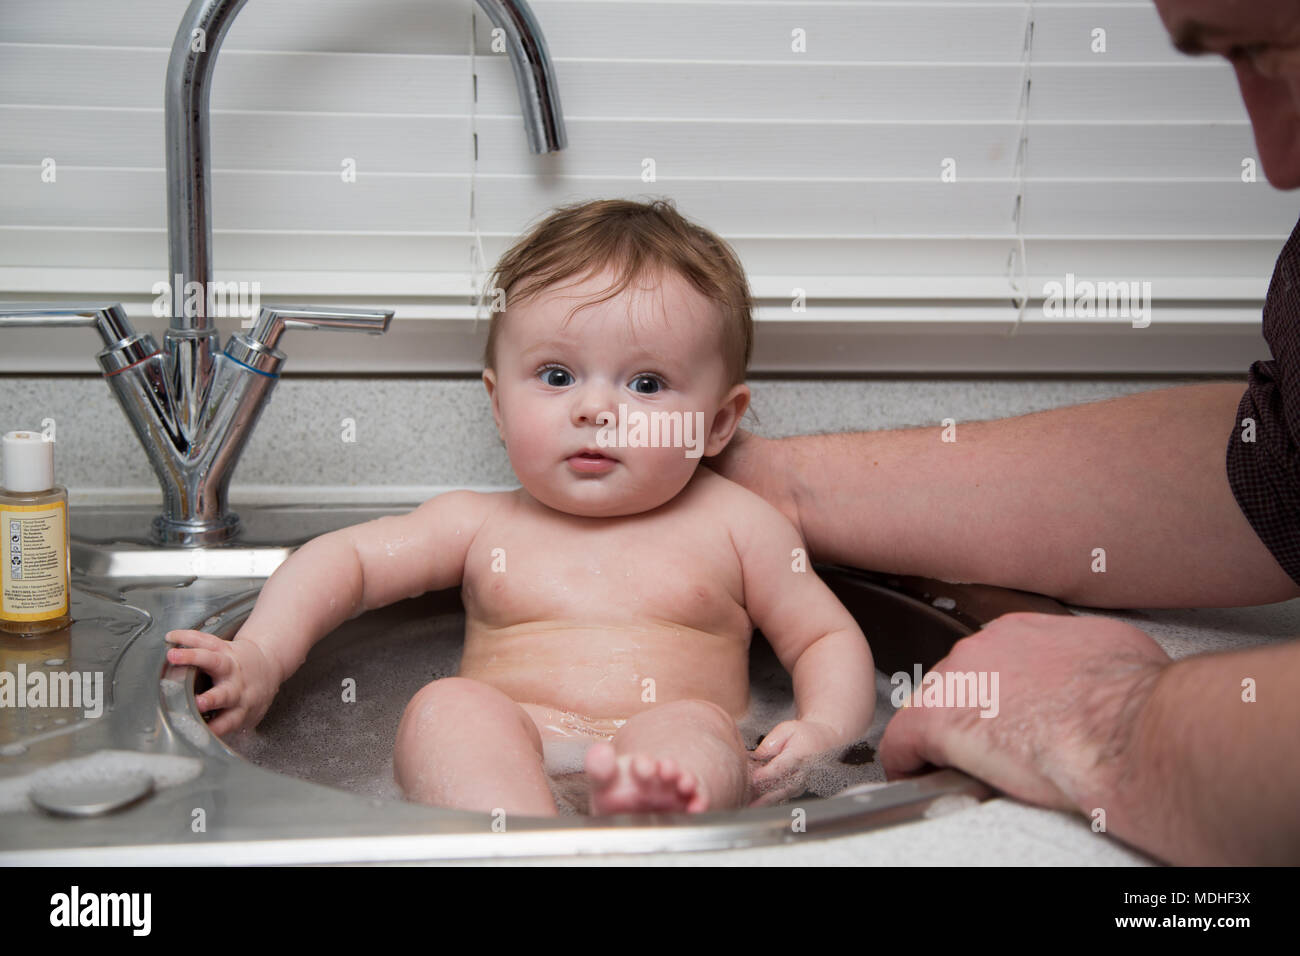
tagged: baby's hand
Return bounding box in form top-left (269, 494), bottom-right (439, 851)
top-left (164, 630), bottom-right (281, 737)
top-left (748, 719), bottom-right (844, 807)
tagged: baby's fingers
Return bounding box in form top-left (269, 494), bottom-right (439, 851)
top-left (751, 749), bottom-right (799, 791)
top-left (204, 705), bottom-right (248, 739)
top-left (166, 645), bottom-right (233, 679)
top-left (165, 629), bottom-right (226, 649)
top-left (195, 682), bottom-right (237, 714)
top-left (753, 722), bottom-right (798, 760)
top-left (748, 767), bottom-right (804, 807)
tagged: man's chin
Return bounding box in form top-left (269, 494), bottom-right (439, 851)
top-left (1263, 152), bottom-right (1300, 190)
top-left (1259, 108), bottom-right (1300, 188)
top-left (1235, 63), bottom-right (1300, 189)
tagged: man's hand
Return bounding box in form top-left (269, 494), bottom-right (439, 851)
top-left (706, 428), bottom-right (804, 538)
top-left (878, 612), bottom-right (1170, 814)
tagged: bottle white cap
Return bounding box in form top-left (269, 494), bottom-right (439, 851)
top-left (2, 430), bottom-right (55, 493)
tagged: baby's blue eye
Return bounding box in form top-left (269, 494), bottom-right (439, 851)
top-left (540, 366), bottom-right (572, 387)
top-left (630, 375), bottom-right (662, 395)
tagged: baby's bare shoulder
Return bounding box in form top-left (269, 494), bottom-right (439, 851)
top-left (412, 488), bottom-right (514, 536)
top-left (426, 487), bottom-right (514, 512)
top-left (693, 466), bottom-right (799, 539)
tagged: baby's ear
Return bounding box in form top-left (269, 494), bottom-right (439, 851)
top-left (705, 384), bottom-right (751, 455)
top-left (481, 369), bottom-right (505, 439)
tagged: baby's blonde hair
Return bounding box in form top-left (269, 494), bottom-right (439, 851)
top-left (480, 197), bottom-right (754, 389)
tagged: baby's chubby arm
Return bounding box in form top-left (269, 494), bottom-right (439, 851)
top-left (234, 489), bottom-right (492, 681)
top-left (165, 489), bottom-right (492, 735)
top-left (727, 484), bottom-right (876, 804)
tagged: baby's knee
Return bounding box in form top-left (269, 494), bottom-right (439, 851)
top-left (401, 676), bottom-right (492, 725)
top-left (399, 678), bottom-right (541, 749)
top-left (665, 698), bottom-right (743, 745)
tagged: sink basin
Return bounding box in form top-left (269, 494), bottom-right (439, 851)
top-left (0, 503), bottom-right (1071, 864)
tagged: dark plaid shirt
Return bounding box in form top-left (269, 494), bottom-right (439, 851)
top-left (1225, 213), bottom-right (1300, 586)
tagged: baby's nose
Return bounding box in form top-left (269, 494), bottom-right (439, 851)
top-left (572, 384), bottom-right (619, 425)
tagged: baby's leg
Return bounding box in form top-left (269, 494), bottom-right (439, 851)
top-left (586, 700), bottom-right (748, 814)
top-left (394, 677), bottom-right (558, 817)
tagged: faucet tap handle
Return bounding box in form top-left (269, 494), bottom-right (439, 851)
top-left (247, 305), bottom-right (393, 350)
top-left (224, 304), bottom-right (394, 376)
top-left (0, 302), bottom-right (163, 375)
top-left (0, 301), bottom-right (139, 350)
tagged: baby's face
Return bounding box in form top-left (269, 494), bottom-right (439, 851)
top-left (483, 265), bottom-right (749, 517)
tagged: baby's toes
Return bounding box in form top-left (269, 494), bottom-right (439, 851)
top-left (655, 759), bottom-right (703, 808)
top-left (682, 774), bottom-right (711, 813)
top-left (652, 758), bottom-right (689, 794)
top-left (584, 742), bottom-right (619, 786)
top-left (675, 768), bottom-right (698, 798)
top-left (630, 754), bottom-right (656, 782)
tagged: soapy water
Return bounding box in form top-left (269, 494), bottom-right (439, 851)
top-left (226, 595), bottom-right (897, 816)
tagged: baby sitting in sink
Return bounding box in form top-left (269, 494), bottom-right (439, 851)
top-left (165, 197), bottom-right (876, 817)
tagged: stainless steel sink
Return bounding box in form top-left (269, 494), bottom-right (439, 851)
top-left (0, 502), bottom-right (1070, 864)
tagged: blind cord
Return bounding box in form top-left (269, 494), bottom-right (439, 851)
top-left (468, 9), bottom-right (491, 330)
top-left (1007, 0), bottom-right (1035, 338)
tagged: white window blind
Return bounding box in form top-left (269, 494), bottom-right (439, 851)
top-left (2, 0), bottom-right (1298, 373)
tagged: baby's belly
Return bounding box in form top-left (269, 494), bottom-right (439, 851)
top-left (457, 621), bottom-right (750, 720)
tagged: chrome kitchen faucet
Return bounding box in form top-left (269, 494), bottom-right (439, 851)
top-left (0, 0), bottom-right (567, 546)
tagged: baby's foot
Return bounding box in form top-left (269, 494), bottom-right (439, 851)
top-left (585, 743), bottom-right (708, 814)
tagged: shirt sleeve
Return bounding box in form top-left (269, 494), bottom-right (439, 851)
top-left (1224, 213), bottom-right (1300, 587)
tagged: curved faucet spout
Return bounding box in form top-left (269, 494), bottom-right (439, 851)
top-left (165, 0), bottom-right (567, 338)
top-left (474, 0), bottom-right (568, 156)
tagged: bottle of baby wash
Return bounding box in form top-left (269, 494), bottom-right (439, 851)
top-left (0, 430), bottom-right (71, 635)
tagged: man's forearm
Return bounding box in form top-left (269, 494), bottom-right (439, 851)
top-left (779, 382), bottom-right (1299, 607)
top-left (1095, 640), bottom-right (1300, 865)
